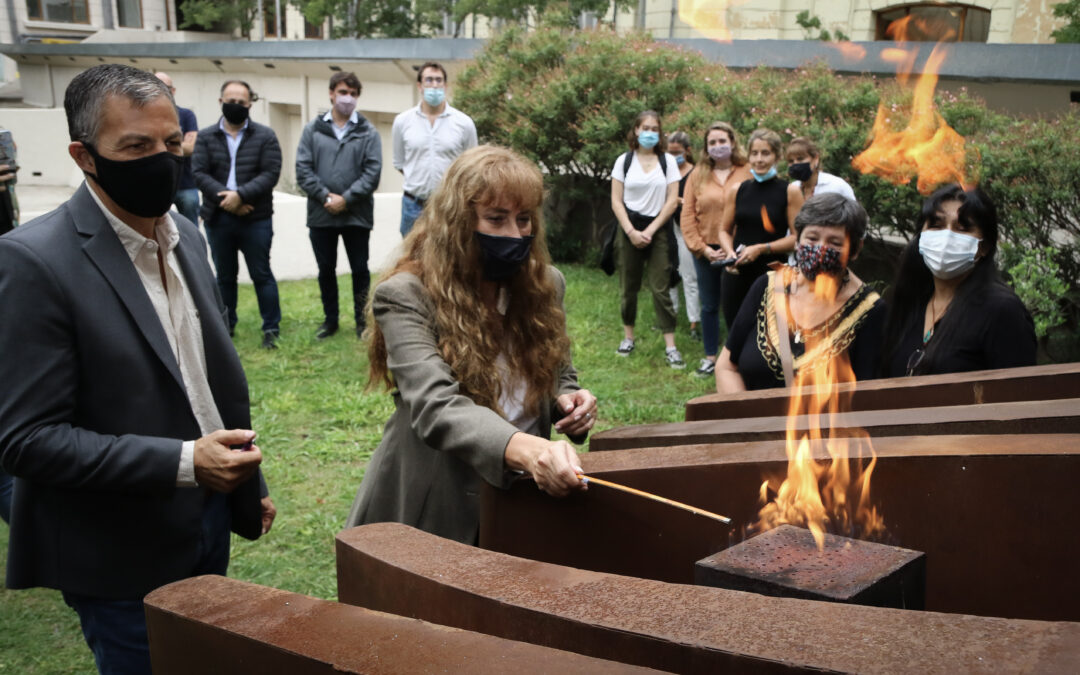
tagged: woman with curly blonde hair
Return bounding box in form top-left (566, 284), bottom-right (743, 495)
top-left (346, 145), bottom-right (597, 544)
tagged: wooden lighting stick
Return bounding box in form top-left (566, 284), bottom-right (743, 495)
top-left (577, 474), bottom-right (732, 525)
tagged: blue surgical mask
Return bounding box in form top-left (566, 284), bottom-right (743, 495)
top-left (751, 166), bottom-right (777, 182)
top-left (638, 131), bottom-right (659, 149)
top-left (674, 154), bottom-right (685, 166)
top-left (423, 87), bottom-right (445, 106)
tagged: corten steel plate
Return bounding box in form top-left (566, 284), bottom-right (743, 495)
top-left (683, 363), bottom-right (1080, 422)
top-left (696, 524), bottom-right (926, 609)
top-left (143, 575), bottom-right (661, 674)
top-left (589, 398), bottom-right (1080, 451)
top-left (479, 434), bottom-right (1080, 622)
top-left (337, 523), bottom-right (1080, 674)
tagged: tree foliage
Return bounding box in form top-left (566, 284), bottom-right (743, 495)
top-left (1051, 0), bottom-right (1080, 43)
top-left (455, 23), bottom-right (1080, 350)
top-left (179, 0), bottom-right (258, 35)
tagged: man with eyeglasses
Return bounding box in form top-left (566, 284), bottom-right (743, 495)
top-left (192, 80), bottom-right (283, 350)
top-left (391, 61), bottom-right (478, 237)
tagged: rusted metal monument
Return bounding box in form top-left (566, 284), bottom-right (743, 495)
top-left (149, 364), bottom-right (1080, 672)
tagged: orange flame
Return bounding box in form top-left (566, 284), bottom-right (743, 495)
top-left (760, 205), bottom-right (776, 234)
top-left (852, 18), bottom-right (973, 194)
top-left (828, 41), bottom-right (867, 62)
top-left (754, 268), bottom-right (885, 550)
top-left (678, 0), bottom-right (747, 42)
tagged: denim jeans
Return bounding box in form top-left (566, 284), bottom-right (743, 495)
top-left (61, 493), bottom-right (229, 675)
top-left (309, 226), bottom-right (370, 328)
top-left (694, 254), bottom-right (725, 357)
top-left (205, 211), bottom-right (281, 334)
top-left (172, 188), bottom-right (200, 227)
top-left (399, 194), bottom-right (425, 238)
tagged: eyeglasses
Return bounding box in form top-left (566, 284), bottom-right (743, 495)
top-left (906, 347), bottom-right (926, 377)
top-left (421, 77), bottom-right (445, 86)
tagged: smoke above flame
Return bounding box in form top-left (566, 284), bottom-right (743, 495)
top-left (754, 268), bottom-right (885, 550)
top-left (678, 0), bottom-right (748, 42)
top-left (851, 16), bottom-right (976, 194)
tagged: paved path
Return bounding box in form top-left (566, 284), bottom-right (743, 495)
top-left (15, 185), bottom-right (405, 281)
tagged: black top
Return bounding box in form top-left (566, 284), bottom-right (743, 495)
top-left (884, 286), bottom-right (1037, 377)
top-left (733, 176), bottom-right (789, 266)
top-left (177, 106), bottom-right (198, 190)
top-left (727, 273), bottom-right (887, 390)
top-left (191, 120), bottom-right (283, 222)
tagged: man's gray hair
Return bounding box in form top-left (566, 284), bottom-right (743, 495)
top-left (64, 64), bottom-right (174, 146)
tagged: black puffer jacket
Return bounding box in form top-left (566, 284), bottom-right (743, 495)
top-left (192, 119), bottom-right (282, 222)
top-left (295, 113), bottom-right (382, 229)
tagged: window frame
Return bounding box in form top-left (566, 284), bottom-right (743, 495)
top-left (25, 0), bottom-right (91, 24)
top-left (115, 0), bottom-right (144, 29)
top-left (874, 3), bottom-right (991, 42)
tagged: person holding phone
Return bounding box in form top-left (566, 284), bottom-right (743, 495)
top-left (346, 146), bottom-right (596, 545)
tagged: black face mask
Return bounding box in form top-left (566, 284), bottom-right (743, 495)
top-left (83, 143), bottom-right (183, 218)
top-left (222, 102), bottom-right (250, 125)
top-left (788, 162), bottom-right (813, 182)
top-left (475, 232), bottom-right (534, 282)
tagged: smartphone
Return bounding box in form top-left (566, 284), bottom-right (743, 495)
top-left (231, 435), bottom-right (256, 451)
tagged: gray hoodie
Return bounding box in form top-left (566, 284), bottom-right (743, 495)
top-left (295, 112), bottom-right (382, 229)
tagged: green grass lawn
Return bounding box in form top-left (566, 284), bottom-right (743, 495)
top-left (0, 263), bottom-right (719, 672)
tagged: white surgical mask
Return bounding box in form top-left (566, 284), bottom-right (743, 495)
top-left (918, 229), bottom-right (981, 280)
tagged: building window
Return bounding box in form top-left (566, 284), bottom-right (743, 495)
top-left (116, 0), bottom-right (142, 28)
top-left (264, 5), bottom-right (287, 37)
top-left (875, 4), bottom-right (991, 42)
top-left (304, 17), bottom-right (322, 39)
top-left (26, 0), bottom-right (89, 23)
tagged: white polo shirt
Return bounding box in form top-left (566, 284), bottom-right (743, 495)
top-left (392, 102), bottom-right (478, 200)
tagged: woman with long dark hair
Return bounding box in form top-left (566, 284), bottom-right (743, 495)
top-left (346, 146), bottom-right (597, 544)
top-left (610, 110), bottom-right (684, 367)
top-left (880, 184), bottom-right (1036, 377)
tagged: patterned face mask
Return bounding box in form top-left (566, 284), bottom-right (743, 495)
top-left (795, 242), bottom-right (845, 281)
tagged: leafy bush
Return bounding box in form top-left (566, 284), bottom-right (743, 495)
top-left (456, 22), bottom-right (1080, 350)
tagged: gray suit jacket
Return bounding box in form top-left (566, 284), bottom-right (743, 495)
top-left (0, 184), bottom-right (264, 599)
top-left (346, 268), bottom-right (583, 544)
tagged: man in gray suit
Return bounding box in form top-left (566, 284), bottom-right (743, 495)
top-left (0, 64), bottom-right (275, 674)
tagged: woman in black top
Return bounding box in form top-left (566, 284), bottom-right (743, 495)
top-left (881, 185), bottom-right (1036, 377)
top-left (717, 128), bottom-right (804, 330)
top-left (716, 193), bottom-right (885, 392)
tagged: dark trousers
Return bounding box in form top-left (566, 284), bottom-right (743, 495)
top-left (617, 224), bottom-right (676, 332)
top-left (61, 493), bottom-right (230, 675)
top-left (0, 470), bottom-right (11, 523)
top-left (205, 211), bottom-right (281, 334)
top-left (309, 226), bottom-right (370, 328)
top-left (694, 254), bottom-right (725, 357)
top-left (720, 260), bottom-right (769, 330)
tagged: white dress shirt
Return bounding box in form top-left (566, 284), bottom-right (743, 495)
top-left (392, 103), bottom-right (478, 200)
top-left (793, 171), bottom-right (857, 201)
top-left (323, 109), bottom-right (359, 141)
top-left (88, 184), bottom-right (223, 487)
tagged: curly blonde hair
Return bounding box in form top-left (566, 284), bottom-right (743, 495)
top-left (367, 146), bottom-right (571, 417)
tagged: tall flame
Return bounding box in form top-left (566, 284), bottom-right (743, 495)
top-left (678, 0), bottom-right (747, 42)
top-left (851, 16), bottom-right (974, 194)
top-left (755, 268), bottom-right (885, 550)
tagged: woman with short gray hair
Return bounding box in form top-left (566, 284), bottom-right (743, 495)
top-left (715, 193), bottom-right (886, 392)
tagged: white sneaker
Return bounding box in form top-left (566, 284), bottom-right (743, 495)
top-left (665, 347), bottom-right (686, 369)
top-left (694, 358), bottom-right (716, 377)
top-left (616, 338), bottom-right (635, 356)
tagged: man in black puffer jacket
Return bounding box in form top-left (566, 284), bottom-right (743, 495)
top-left (192, 80), bottom-right (283, 349)
top-left (296, 72), bottom-right (382, 340)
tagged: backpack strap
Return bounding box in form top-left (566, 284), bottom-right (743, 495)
top-left (623, 151), bottom-right (634, 176)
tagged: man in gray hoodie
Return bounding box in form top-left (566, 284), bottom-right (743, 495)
top-left (296, 72), bottom-right (382, 339)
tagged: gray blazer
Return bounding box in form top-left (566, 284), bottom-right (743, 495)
top-left (346, 267), bottom-right (583, 544)
top-left (0, 184), bottom-right (264, 599)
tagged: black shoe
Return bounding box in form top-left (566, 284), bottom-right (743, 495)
top-left (315, 322), bottom-right (338, 340)
top-left (355, 324), bottom-right (366, 339)
top-left (261, 331), bottom-right (279, 350)
top-left (228, 326), bottom-right (235, 338)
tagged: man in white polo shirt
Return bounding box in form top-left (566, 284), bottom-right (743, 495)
top-left (392, 61), bottom-right (478, 237)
